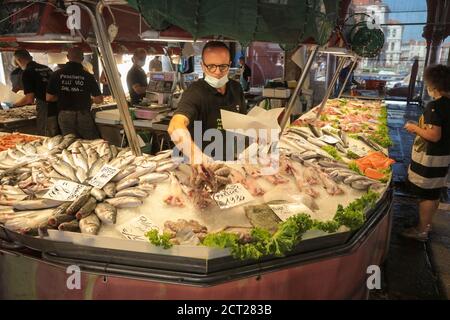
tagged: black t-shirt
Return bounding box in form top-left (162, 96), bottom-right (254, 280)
top-left (126, 65), bottom-right (147, 104)
top-left (423, 96), bottom-right (450, 156)
top-left (174, 79), bottom-right (247, 160)
top-left (242, 64), bottom-right (252, 81)
top-left (47, 62), bottom-right (101, 112)
top-left (22, 61), bottom-right (58, 116)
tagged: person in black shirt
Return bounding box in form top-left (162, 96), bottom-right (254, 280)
top-left (12, 49), bottom-right (59, 136)
top-left (239, 56), bottom-right (251, 92)
top-left (401, 64), bottom-right (450, 242)
top-left (126, 48), bottom-right (148, 104)
top-left (168, 41), bottom-right (247, 164)
top-left (46, 47), bottom-right (103, 139)
top-left (10, 66), bottom-right (23, 93)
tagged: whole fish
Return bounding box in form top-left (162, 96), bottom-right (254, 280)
top-left (48, 213), bottom-right (75, 227)
top-left (138, 182), bottom-right (156, 192)
top-left (338, 130), bottom-right (349, 147)
top-left (79, 213), bottom-right (101, 235)
top-left (150, 150), bottom-right (172, 162)
top-left (318, 171), bottom-right (344, 195)
top-left (67, 140), bottom-right (82, 151)
top-left (90, 187), bottom-right (106, 201)
top-left (308, 123), bottom-right (323, 137)
top-left (13, 199), bottom-right (65, 211)
top-left (105, 196), bottom-right (142, 208)
top-left (116, 178), bottom-right (139, 191)
top-left (58, 220), bottom-right (80, 232)
top-left (115, 187), bottom-right (148, 198)
top-left (139, 172), bottom-right (168, 184)
top-left (307, 136), bottom-right (327, 148)
top-left (95, 202), bottom-right (117, 224)
top-left (110, 145), bottom-right (119, 158)
top-left (357, 135), bottom-right (381, 151)
top-left (51, 160), bottom-right (78, 182)
top-left (156, 161), bottom-right (179, 172)
top-left (89, 158), bottom-right (105, 178)
top-left (103, 182), bottom-right (116, 198)
top-left (351, 180), bottom-right (374, 190)
top-left (61, 149), bottom-right (76, 169)
top-left (75, 197), bottom-right (97, 220)
top-left (66, 190), bottom-right (92, 215)
top-left (86, 148), bottom-right (99, 169)
top-left (111, 165), bottom-right (137, 182)
top-left (121, 166), bottom-right (156, 181)
top-left (344, 175), bottom-right (368, 184)
top-left (47, 135), bottom-right (63, 150)
top-left (7, 148), bottom-right (25, 161)
top-left (72, 148), bottom-right (89, 172)
top-left (22, 142), bottom-right (37, 155)
top-left (109, 155), bottom-right (136, 170)
top-left (76, 167), bottom-right (88, 184)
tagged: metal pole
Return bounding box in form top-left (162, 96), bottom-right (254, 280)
top-left (315, 56), bottom-right (347, 120)
top-left (95, 2), bottom-right (142, 155)
top-left (74, 2), bottom-right (141, 156)
top-left (338, 57), bottom-right (358, 98)
top-left (279, 45), bottom-right (319, 131)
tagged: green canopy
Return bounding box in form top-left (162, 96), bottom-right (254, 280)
top-left (127, 0), bottom-right (348, 46)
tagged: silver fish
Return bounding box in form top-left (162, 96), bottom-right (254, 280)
top-left (116, 178), bottom-right (139, 191)
top-left (138, 182), bottom-right (156, 192)
top-left (95, 202), bottom-right (117, 224)
top-left (87, 148), bottom-right (99, 169)
top-left (89, 158), bottom-right (105, 178)
top-left (351, 180), bottom-right (373, 190)
top-left (90, 187), bottom-right (106, 201)
top-left (105, 196), bottom-right (142, 208)
top-left (72, 148), bottom-right (89, 172)
top-left (75, 197), bottom-right (97, 220)
top-left (7, 148), bottom-right (25, 160)
top-left (75, 167), bottom-right (88, 184)
top-left (121, 166), bottom-right (156, 181)
top-left (51, 160), bottom-right (78, 181)
top-left (22, 142), bottom-right (37, 155)
top-left (343, 175), bottom-right (368, 184)
top-left (338, 130), bottom-right (349, 147)
top-left (139, 172), bottom-right (168, 184)
top-left (109, 155), bottom-right (136, 170)
top-left (67, 140), bottom-right (82, 151)
top-left (103, 182), bottom-right (116, 198)
top-left (307, 136), bottom-right (327, 148)
top-left (79, 213), bottom-right (101, 235)
top-left (115, 187), bottom-right (148, 198)
top-left (61, 149), bottom-right (76, 169)
top-left (110, 145), bottom-right (119, 158)
top-left (47, 135), bottom-right (63, 150)
top-left (308, 123), bottom-right (323, 137)
top-left (111, 165), bottom-right (137, 182)
top-left (150, 150), bottom-right (172, 162)
top-left (156, 161), bottom-right (179, 172)
top-left (13, 199), bottom-right (66, 211)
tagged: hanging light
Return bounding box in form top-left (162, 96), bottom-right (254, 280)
top-left (17, 34), bottom-right (82, 44)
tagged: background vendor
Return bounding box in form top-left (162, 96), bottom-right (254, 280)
top-left (46, 47), bottom-right (103, 139)
top-left (12, 49), bottom-right (59, 136)
top-left (127, 48), bottom-right (148, 105)
top-left (168, 41), bottom-right (247, 163)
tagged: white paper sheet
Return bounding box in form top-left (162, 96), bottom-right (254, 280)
top-left (221, 107), bottom-right (284, 143)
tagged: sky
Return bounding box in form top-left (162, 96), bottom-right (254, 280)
top-left (382, 0), bottom-right (428, 41)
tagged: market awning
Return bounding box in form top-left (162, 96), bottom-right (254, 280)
top-left (127, 0), bottom-right (352, 47)
top-left (0, 1), bottom-right (181, 54)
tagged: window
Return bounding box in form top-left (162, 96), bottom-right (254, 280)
top-left (391, 42), bottom-right (395, 51)
top-left (392, 29), bottom-right (396, 38)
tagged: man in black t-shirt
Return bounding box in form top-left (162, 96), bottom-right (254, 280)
top-left (239, 56), bottom-right (251, 92)
top-left (46, 47), bottom-right (103, 139)
top-left (168, 41), bottom-right (247, 163)
top-left (127, 48), bottom-right (148, 105)
top-left (12, 49), bottom-right (59, 136)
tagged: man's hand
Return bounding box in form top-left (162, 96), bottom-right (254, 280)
top-left (404, 123), bottom-right (418, 134)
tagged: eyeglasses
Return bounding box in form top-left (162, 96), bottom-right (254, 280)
top-left (203, 63), bottom-right (230, 73)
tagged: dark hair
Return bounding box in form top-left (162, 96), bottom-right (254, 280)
top-left (13, 49), bottom-right (32, 60)
top-left (239, 56), bottom-right (245, 61)
top-left (201, 41), bottom-right (230, 58)
top-left (424, 64), bottom-right (450, 93)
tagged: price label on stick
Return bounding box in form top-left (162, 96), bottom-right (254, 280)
top-left (43, 180), bottom-right (88, 201)
top-left (268, 203), bottom-right (312, 221)
top-left (89, 164), bottom-right (120, 189)
top-left (212, 183), bottom-right (254, 209)
top-left (116, 215), bottom-right (159, 241)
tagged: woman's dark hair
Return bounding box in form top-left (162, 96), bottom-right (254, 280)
top-left (423, 64), bottom-right (450, 93)
top-left (201, 41), bottom-right (230, 58)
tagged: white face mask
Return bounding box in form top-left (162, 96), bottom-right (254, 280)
top-left (136, 59), bottom-right (145, 67)
top-left (204, 73), bottom-right (229, 88)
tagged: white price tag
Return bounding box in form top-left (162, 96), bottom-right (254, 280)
top-left (319, 135), bottom-right (340, 145)
top-left (116, 215), bottom-right (159, 241)
top-left (269, 203), bottom-right (312, 221)
top-left (88, 164), bottom-right (120, 189)
top-left (43, 180), bottom-right (88, 201)
top-left (212, 183), bottom-right (254, 209)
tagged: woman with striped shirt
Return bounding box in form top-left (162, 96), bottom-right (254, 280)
top-left (402, 64), bottom-right (450, 242)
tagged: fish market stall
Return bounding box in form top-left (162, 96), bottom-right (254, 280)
top-left (0, 97), bottom-right (394, 299)
top-left (0, 105), bottom-right (37, 135)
